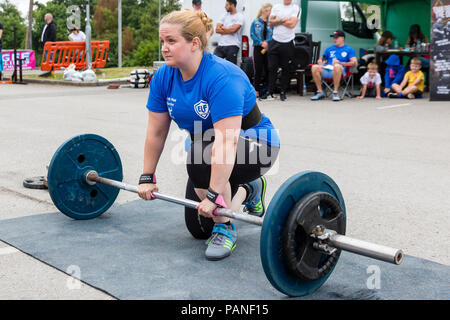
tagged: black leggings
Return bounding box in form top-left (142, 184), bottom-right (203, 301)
top-left (186, 136), bottom-right (279, 196)
top-left (253, 45), bottom-right (269, 93)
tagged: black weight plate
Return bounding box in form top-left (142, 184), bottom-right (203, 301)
top-left (260, 171), bottom-right (346, 297)
top-left (282, 192), bottom-right (346, 281)
top-left (23, 176), bottom-right (48, 189)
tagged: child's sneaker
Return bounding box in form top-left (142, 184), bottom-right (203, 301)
top-left (242, 176), bottom-right (267, 217)
top-left (406, 93), bottom-right (415, 99)
top-left (205, 223), bottom-right (237, 261)
top-left (388, 92), bottom-right (398, 98)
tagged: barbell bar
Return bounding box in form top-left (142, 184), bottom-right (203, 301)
top-left (84, 170), bottom-right (403, 265)
top-left (46, 134), bottom-right (404, 297)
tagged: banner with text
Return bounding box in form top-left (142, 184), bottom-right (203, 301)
top-left (0, 50), bottom-right (36, 71)
top-left (430, 0), bottom-right (450, 101)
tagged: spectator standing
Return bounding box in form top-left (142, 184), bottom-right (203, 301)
top-left (192, 0), bottom-right (202, 11)
top-left (41, 13), bottom-right (57, 48)
top-left (266, 0), bottom-right (300, 101)
top-left (214, 0), bottom-right (244, 65)
top-left (310, 30), bottom-right (357, 101)
top-left (357, 62), bottom-right (382, 99)
top-left (192, 0), bottom-right (213, 40)
top-left (250, 3), bottom-right (273, 100)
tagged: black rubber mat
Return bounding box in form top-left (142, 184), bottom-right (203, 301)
top-left (0, 199), bottom-right (448, 300)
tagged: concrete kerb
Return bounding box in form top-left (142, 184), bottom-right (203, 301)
top-left (22, 77), bottom-right (131, 87)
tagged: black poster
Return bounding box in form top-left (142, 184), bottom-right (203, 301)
top-left (430, 0), bottom-right (450, 101)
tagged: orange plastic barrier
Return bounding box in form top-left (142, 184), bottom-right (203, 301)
top-left (40, 40), bottom-right (109, 71)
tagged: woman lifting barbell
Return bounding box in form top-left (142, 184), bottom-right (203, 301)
top-left (137, 9), bottom-right (280, 261)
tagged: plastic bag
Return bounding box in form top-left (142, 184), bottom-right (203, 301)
top-left (63, 63), bottom-right (77, 81)
top-left (81, 69), bottom-right (97, 82)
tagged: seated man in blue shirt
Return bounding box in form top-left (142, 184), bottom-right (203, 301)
top-left (310, 30), bottom-right (358, 101)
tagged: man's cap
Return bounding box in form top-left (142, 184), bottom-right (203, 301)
top-left (192, 0), bottom-right (202, 5)
top-left (330, 30), bottom-right (345, 38)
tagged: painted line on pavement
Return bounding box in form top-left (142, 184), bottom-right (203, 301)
top-left (377, 103), bottom-right (412, 110)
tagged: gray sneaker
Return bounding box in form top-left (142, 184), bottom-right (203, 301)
top-left (311, 91), bottom-right (325, 101)
top-left (205, 223), bottom-right (237, 261)
top-left (332, 92), bottom-right (341, 101)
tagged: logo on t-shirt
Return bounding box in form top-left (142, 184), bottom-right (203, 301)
top-left (341, 52), bottom-right (348, 58)
top-left (194, 100), bottom-right (210, 119)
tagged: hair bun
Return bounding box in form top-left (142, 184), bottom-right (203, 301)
top-left (196, 10), bottom-right (213, 32)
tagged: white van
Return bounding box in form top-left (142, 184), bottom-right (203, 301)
top-left (181, 0), bottom-right (379, 63)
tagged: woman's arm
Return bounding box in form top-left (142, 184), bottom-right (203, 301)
top-left (209, 115), bottom-right (242, 194)
top-left (142, 110), bottom-right (172, 174)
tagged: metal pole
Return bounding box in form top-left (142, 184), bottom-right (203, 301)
top-left (13, 24), bottom-right (17, 82)
top-left (85, 0), bottom-right (92, 70)
top-left (26, 0), bottom-right (33, 50)
top-left (158, 0), bottom-right (161, 61)
top-left (85, 170), bottom-right (264, 226)
top-left (118, 0), bottom-right (122, 68)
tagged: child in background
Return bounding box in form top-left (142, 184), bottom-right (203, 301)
top-left (358, 62), bottom-right (382, 99)
top-left (388, 57), bottom-right (424, 99)
top-left (383, 54), bottom-right (405, 97)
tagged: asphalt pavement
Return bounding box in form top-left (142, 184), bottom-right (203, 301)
top-left (0, 83), bottom-right (449, 299)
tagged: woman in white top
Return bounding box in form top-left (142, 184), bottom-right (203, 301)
top-left (68, 28), bottom-right (86, 41)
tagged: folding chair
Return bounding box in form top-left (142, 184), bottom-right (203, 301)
top-left (292, 41), bottom-right (321, 96)
top-left (321, 65), bottom-right (355, 100)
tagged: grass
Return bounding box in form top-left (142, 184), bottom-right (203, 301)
top-left (23, 66), bottom-right (154, 81)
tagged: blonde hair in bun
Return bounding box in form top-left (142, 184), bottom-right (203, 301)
top-left (161, 9), bottom-right (212, 51)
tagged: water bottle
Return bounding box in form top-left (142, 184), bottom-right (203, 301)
top-left (416, 38), bottom-right (421, 52)
top-left (394, 40), bottom-right (398, 49)
top-left (303, 83), bottom-right (307, 96)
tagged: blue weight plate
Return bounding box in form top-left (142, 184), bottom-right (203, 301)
top-left (260, 171), bottom-right (346, 297)
top-left (47, 134), bottom-right (123, 220)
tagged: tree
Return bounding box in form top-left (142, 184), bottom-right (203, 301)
top-left (93, 0), bottom-right (180, 67)
top-left (0, 0), bottom-right (27, 49)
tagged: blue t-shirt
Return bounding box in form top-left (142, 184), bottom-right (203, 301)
top-left (322, 45), bottom-right (356, 65)
top-left (146, 52), bottom-right (280, 147)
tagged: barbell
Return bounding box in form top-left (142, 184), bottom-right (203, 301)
top-left (46, 134), bottom-right (403, 297)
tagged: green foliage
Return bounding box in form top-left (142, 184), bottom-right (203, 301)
top-left (92, 0), bottom-right (181, 67)
top-left (1, 0), bottom-right (181, 67)
top-left (0, 0), bottom-right (27, 49)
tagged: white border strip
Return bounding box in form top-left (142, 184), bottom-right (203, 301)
top-left (377, 103), bottom-right (412, 110)
top-left (0, 247), bottom-right (19, 255)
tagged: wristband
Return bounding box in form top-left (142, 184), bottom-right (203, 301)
top-left (139, 173), bottom-right (157, 185)
top-left (206, 188), bottom-right (227, 208)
